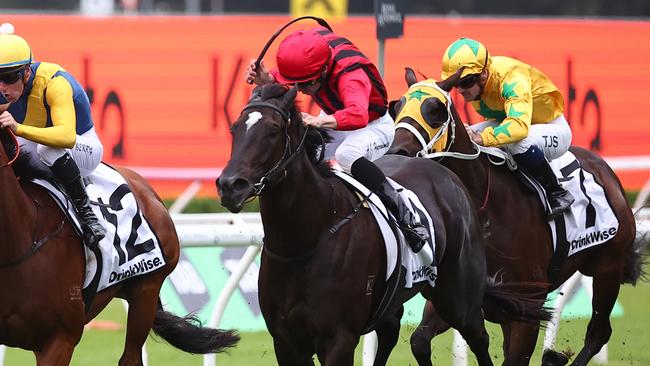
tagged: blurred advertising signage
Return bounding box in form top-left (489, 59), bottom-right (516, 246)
top-left (375, 0), bottom-right (404, 39)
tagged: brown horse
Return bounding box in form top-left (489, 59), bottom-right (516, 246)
top-left (387, 68), bottom-right (646, 366)
top-left (216, 84), bottom-right (549, 366)
top-left (0, 128), bottom-right (239, 366)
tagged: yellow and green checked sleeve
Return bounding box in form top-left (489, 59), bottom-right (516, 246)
top-left (471, 56), bottom-right (564, 147)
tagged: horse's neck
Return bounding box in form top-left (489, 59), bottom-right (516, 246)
top-left (260, 159), bottom-right (335, 244)
top-left (0, 166), bottom-right (37, 253)
top-left (444, 125), bottom-right (492, 200)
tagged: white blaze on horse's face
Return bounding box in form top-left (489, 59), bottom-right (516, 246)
top-left (245, 111), bottom-right (263, 133)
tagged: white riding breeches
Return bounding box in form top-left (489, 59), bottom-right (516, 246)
top-left (471, 115), bottom-right (572, 161)
top-left (18, 127), bottom-right (104, 177)
top-left (324, 112), bottom-right (395, 173)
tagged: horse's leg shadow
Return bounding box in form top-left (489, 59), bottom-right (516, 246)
top-left (373, 305), bottom-right (404, 366)
top-left (409, 300), bottom-right (450, 366)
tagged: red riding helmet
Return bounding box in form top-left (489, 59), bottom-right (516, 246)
top-left (275, 29), bottom-right (331, 84)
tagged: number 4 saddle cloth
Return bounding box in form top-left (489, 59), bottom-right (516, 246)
top-left (31, 163), bottom-right (166, 293)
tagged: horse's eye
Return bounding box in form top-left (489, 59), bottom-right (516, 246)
top-left (268, 124), bottom-right (281, 138)
top-left (420, 98), bottom-right (447, 128)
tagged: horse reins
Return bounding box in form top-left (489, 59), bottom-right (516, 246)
top-left (0, 128), bottom-right (20, 168)
top-left (0, 129), bottom-right (68, 267)
top-left (0, 200), bottom-right (65, 268)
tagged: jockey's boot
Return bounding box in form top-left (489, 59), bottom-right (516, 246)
top-left (514, 146), bottom-right (575, 220)
top-left (350, 157), bottom-right (429, 253)
top-left (374, 180), bottom-right (429, 253)
top-left (50, 153), bottom-right (106, 250)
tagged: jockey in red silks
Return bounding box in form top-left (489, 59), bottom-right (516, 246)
top-left (245, 26), bottom-right (429, 252)
top-left (0, 25), bottom-right (105, 248)
top-left (441, 37), bottom-right (574, 219)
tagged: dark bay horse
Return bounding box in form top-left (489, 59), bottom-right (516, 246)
top-left (388, 68), bottom-right (646, 366)
top-left (0, 128), bottom-right (239, 366)
top-left (216, 84), bottom-right (548, 366)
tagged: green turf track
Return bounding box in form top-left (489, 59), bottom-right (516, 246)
top-left (5, 268), bottom-right (650, 365)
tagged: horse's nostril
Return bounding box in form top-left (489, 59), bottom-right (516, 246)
top-left (217, 176), bottom-right (251, 194)
top-left (232, 178), bottom-right (249, 192)
top-left (396, 149), bottom-right (409, 156)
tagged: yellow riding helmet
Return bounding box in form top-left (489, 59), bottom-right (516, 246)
top-left (441, 37), bottom-right (489, 80)
top-left (0, 33), bottom-right (33, 69)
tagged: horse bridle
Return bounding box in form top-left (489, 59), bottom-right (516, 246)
top-left (241, 100), bottom-right (309, 197)
top-left (395, 81), bottom-right (458, 159)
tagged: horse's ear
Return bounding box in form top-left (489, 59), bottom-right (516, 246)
top-left (282, 85), bottom-right (299, 107)
top-left (388, 100), bottom-right (398, 120)
top-left (250, 85), bottom-right (263, 101)
top-left (437, 67), bottom-right (464, 92)
top-left (405, 67), bottom-right (418, 87)
top-left (420, 98), bottom-right (448, 128)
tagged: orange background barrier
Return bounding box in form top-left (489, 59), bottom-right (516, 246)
top-left (4, 15), bottom-right (650, 195)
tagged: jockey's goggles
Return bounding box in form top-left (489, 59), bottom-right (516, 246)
top-left (0, 67), bottom-right (24, 84)
top-left (297, 78), bottom-right (320, 88)
top-left (296, 66), bottom-right (327, 89)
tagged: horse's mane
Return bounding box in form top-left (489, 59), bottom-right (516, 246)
top-left (0, 128), bottom-right (54, 181)
top-left (258, 84), bottom-right (334, 178)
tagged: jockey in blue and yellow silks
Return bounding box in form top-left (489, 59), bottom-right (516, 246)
top-left (0, 26), bottom-right (105, 248)
top-left (441, 37), bottom-right (574, 219)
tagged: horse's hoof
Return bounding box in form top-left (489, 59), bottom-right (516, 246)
top-left (542, 348), bottom-right (571, 366)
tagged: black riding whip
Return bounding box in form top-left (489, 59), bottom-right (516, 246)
top-left (248, 16), bottom-right (333, 84)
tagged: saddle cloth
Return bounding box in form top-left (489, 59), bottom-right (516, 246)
top-left (521, 151), bottom-right (620, 257)
top-left (31, 163), bottom-right (166, 292)
top-left (333, 170), bottom-right (437, 288)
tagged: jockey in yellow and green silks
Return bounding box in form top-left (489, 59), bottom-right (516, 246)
top-left (440, 37), bottom-right (574, 219)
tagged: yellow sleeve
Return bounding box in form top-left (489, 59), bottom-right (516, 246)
top-left (480, 72), bottom-right (533, 147)
top-left (16, 76), bottom-right (77, 148)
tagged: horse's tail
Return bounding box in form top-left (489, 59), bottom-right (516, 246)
top-left (623, 212), bottom-right (650, 285)
top-left (482, 277), bottom-right (552, 324)
top-left (151, 299), bottom-right (240, 354)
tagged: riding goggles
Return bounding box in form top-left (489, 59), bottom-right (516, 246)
top-left (0, 68), bottom-right (24, 84)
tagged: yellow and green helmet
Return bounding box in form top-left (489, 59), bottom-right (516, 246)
top-left (441, 37), bottom-right (489, 80)
top-left (0, 28), bottom-right (33, 70)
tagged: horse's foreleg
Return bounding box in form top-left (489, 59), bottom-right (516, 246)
top-left (570, 275), bottom-right (619, 366)
top-left (118, 286), bottom-right (160, 366)
top-left (504, 321), bottom-right (540, 366)
top-left (373, 305), bottom-right (404, 366)
top-left (273, 337), bottom-right (315, 366)
top-left (317, 331), bottom-right (357, 366)
top-left (34, 333), bottom-right (78, 366)
top-left (410, 301), bottom-right (450, 366)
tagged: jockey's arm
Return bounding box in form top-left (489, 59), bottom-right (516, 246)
top-left (479, 73), bottom-right (533, 146)
top-left (15, 76), bottom-right (77, 148)
top-left (332, 69), bottom-right (372, 131)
